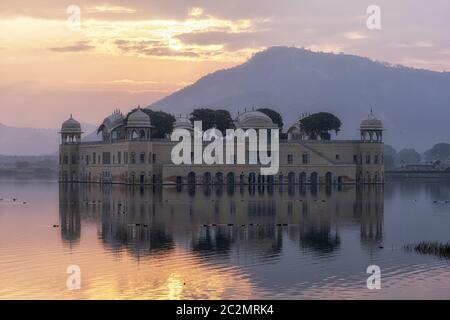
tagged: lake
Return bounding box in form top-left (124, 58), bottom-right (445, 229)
top-left (0, 181), bottom-right (449, 299)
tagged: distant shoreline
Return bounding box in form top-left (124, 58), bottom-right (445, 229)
top-left (386, 170), bottom-right (450, 180)
top-left (0, 155), bottom-right (58, 180)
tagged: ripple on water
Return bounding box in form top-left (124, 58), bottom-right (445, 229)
top-left (2, 181), bottom-right (450, 299)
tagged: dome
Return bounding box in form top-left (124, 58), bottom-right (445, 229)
top-left (360, 110), bottom-right (383, 130)
top-left (97, 110), bottom-right (125, 134)
top-left (287, 123), bottom-right (301, 133)
top-left (287, 123), bottom-right (305, 140)
top-left (234, 110), bottom-right (277, 129)
top-left (60, 115), bottom-right (82, 133)
top-left (127, 108), bottom-right (152, 128)
top-left (173, 116), bottom-right (193, 131)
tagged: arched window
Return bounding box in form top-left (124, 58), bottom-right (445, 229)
top-left (299, 172), bottom-right (306, 184)
top-left (248, 172), bottom-right (256, 185)
top-left (188, 172), bottom-right (196, 184)
top-left (215, 172), bottom-right (224, 184)
top-left (226, 172), bottom-right (235, 185)
top-left (203, 172), bottom-right (212, 184)
top-left (325, 172), bottom-right (332, 185)
top-left (288, 172), bottom-right (296, 185)
top-left (310, 172), bottom-right (318, 185)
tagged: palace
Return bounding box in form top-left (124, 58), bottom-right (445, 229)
top-left (59, 108), bottom-right (384, 185)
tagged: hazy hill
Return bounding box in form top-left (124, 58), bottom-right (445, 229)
top-left (150, 46), bottom-right (450, 151)
top-left (0, 123), bottom-right (96, 156)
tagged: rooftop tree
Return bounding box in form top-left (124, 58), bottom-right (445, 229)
top-left (190, 108), bottom-right (234, 134)
top-left (299, 112), bottom-right (341, 140)
top-left (257, 108), bottom-right (284, 131)
top-left (146, 110), bottom-right (176, 139)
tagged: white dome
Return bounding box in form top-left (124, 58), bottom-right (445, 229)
top-left (127, 108), bottom-right (151, 128)
top-left (287, 123), bottom-right (301, 133)
top-left (173, 116), bottom-right (193, 131)
top-left (287, 123), bottom-right (305, 140)
top-left (98, 110), bottom-right (125, 133)
top-left (60, 115), bottom-right (82, 133)
top-left (234, 110), bottom-right (277, 129)
top-left (360, 110), bottom-right (383, 130)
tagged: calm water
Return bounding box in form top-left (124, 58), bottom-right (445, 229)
top-left (0, 181), bottom-right (450, 299)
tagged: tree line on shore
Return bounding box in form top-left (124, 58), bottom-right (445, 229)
top-left (384, 143), bottom-right (450, 169)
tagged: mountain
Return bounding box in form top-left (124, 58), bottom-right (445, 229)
top-left (82, 129), bottom-right (102, 142)
top-left (0, 123), bottom-right (97, 156)
top-left (149, 46), bottom-right (450, 151)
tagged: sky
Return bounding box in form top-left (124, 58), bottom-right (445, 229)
top-left (1, 0), bottom-right (449, 129)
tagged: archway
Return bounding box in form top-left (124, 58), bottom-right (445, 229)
top-left (203, 172), bottom-right (212, 185)
top-left (288, 172), bottom-right (296, 185)
top-left (188, 172), bottom-right (196, 184)
top-left (299, 172), bottom-right (306, 185)
top-left (226, 172), bottom-right (235, 185)
top-left (248, 172), bottom-right (256, 185)
top-left (215, 172), bottom-right (224, 184)
top-left (325, 172), bottom-right (332, 185)
top-left (310, 172), bottom-right (318, 185)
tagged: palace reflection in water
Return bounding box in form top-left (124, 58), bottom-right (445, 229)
top-left (59, 184), bottom-right (384, 262)
top-left (4, 181), bottom-right (450, 299)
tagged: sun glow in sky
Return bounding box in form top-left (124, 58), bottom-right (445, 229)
top-left (0, 0), bottom-right (449, 128)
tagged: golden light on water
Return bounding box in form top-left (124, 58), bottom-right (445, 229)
top-left (2, 182), bottom-right (450, 299)
top-left (77, 249), bottom-right (254, 300)
top-left (0, 218), bottom-right (254, 300)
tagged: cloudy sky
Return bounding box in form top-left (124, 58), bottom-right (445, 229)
top-left (1, 0), bottom-right (449, 128)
